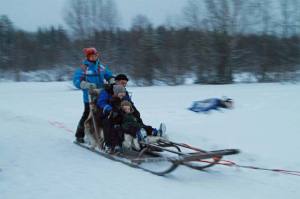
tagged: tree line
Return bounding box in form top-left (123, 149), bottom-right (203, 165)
top-left (1, 0), bottom-right (300, 84)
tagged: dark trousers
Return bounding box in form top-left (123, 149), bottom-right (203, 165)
top-left (142, 125), bottom-right (154, 136)
top-left (123, 125), bottom-right (154, 141)
top-left (102, 118), bottom-right (124, 148)
top-left (75, 103), bottom-right (90, 139)
top-left (124, 126), bottom-right (140, 137)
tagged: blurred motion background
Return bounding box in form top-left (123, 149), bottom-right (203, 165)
top-left (1, 0), bottom-right (300, 85)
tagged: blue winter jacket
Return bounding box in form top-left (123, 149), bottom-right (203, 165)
top-left (189, 98), bottom-right (223, 113)
top-left (73, 59), bottom-right (113, 103)
top-left (97, 86), bottom-right (133, 113)
top-left (97, 89), bottom-right (113, 111)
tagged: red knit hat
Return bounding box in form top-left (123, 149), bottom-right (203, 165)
top-left (83, 47), bottom-right (98, 57)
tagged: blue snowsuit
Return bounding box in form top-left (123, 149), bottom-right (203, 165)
top-left (73, 59), bottom-right (113, 103)
top-left (189, 98), bottom-right (226, 113)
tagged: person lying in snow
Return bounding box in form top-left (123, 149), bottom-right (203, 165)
top-left (188, 97), bottom-right (233, 113)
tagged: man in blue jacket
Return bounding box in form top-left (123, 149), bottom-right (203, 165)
top-left (73, 47), bottom-right (114, 143)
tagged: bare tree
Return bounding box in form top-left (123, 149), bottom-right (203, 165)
top-left (91, 0), bottom-right (120, 31)
top-left (64, 0), bottom-right (89, 38)
top-left (182, 0), bottom-right (204, 30)
top-left (279, 0), bottom-right (293, 37)
top-left (131, 15), bottom-right (152, 31)
top-left (260, 0), bottom-right (272, 34)
top-left (0, 15), bottom-right (15, 73)
top-left (182, 0), bottom-right (254, 83)
top-left (64, 0), bottom-right (120, 38)
top-left (277, 0), bottom-right (300, 37)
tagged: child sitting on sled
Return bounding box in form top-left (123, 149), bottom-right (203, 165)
top-left (120, 100), bottom-right (167, 151)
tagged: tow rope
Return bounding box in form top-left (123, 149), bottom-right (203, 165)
top-left (181, 143), bottom-right (300, 177)
top-left (48, 120), bottom-right (74, 133)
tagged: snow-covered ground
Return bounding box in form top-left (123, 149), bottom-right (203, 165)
top-left (0, 82), bottom-right (299, 199)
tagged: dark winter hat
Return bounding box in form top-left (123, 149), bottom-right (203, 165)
top-left (113, 85), bottom-right (126, 95)
top-left (83, 47), bottom-right (98, 57)
top-left (222, 96), bottom-right (233, 103)
top-left (115, 74), bottom-right (129, 81)
top-left (225, 98), bottom-right (233, 103)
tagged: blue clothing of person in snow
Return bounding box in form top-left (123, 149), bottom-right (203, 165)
top-left (189, 98), bottom-right (233, 113)
top-left (73, 59), bottom-right (113, 103)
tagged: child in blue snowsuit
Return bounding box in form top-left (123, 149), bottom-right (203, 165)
top-left (189, 98), bottom-right (233, 113)
top-left (73, 47), bottom-right (114, 143)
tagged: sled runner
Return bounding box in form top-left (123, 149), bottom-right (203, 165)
top-left (74, 139), bottom-right (239, 176)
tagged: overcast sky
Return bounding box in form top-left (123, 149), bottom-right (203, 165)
top-left (0, 0), bottom-right (187, 31)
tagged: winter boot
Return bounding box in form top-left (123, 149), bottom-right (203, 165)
top-left (132, 138), bottom-right (141, 151)
top-left (75, 124), bottom-right (85, 140)
top-left (75, 123), bottom-right (85, 143)
top-left (122, 134), bottom-right (133, 150)
top-left (158, 123), bottom-right (168, 139)
top-left (113, 145), bottom-right (123, 154)
top-left (76, 137), bottom-right (85, 143)
top-left (104, 143), bottom-right (113, 153)
top-left (137, 128), bottom-right (147, 142)
top-left (152, 123), bottom-right (167, 139)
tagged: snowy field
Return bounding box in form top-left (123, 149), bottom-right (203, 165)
top-left (0, 82), bottom-right (300, 199)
